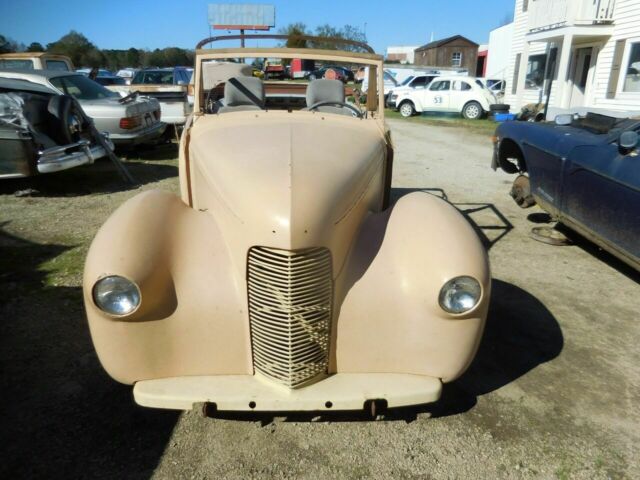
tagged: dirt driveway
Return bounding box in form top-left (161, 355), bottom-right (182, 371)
top-left (1, 120), bottom-right (638, 479)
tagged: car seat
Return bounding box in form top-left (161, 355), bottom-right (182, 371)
top-left (218, 76), bottom-right (265, 113)
top-left (305, 79), bottom-right (351, 115)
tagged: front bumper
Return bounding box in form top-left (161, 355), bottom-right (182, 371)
top-left (134, 373), bottom-right (442, 411)
top-left (110, 121), bottom-right (167, 145)
top-left (37, 138), bottom-right (114, 174)
top-left (386, 96), bottom-right (398, 108)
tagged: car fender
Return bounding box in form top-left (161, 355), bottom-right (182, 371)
top-left (335, 192), bottom-right (490, 382)
top-left (83, 189), bottom-right (251, 384)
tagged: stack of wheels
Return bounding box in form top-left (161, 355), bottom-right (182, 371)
top-left (489, 103), bottom-right (510, 121)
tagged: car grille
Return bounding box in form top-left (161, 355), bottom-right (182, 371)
top-left (247, 246), bottom-right (333, 388)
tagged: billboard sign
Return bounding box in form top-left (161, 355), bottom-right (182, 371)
top-left (208, 4), bottom-right (275, 30)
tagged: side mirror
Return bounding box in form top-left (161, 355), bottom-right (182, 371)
top-left (619, 131), bottom-right (639, 150)
top-left (554, 114), bottom-right (573, 126)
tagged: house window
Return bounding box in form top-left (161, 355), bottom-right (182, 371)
top-left (525, 53), bottom-right (547, 89)
top-left (523, 0), bottom-right (529, 12)
top-left (623, 42), bottom-right (640, 92)
top-left (451, 52), bottom-right (462, 67)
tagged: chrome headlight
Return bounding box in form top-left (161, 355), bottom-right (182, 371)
top-left (93, 275), bottom-right (141, 316)
top-left (438, 276), bottom-right (481, 314)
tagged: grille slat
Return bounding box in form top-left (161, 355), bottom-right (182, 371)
top-left (247, 246), bottom-right (333, 388)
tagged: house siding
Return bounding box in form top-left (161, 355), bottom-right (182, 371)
top-left (503, 0), bottom-right (548, 110)
top-left (414, 38), bottom-right (478, 73)
top-left (589, 0), bottom-right (640, 112)
top-left (504, 0), bottom-right (640, 114)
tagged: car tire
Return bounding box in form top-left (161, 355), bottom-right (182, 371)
top-left (399, 101), bottom-right (415, 118)
top-left (490, 103), bottom-right (510, 112)
top-left (510, 174), bottom-right (536, 208)
top-left (462, 101), bottom-right (483, 120)
top-left (47, 94), bottom-right (84, 145)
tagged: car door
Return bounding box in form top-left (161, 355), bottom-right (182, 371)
top-left (421, 80), bottom-right (450, 112)
top-left (522, 126), bottom-right (578, 215)
top-left (561, 129), bottom-right (640, 264)
top-left (450, 80), bottom-right (473, 112)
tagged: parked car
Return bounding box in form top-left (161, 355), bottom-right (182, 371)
top-left (492, 111), bottom-right (640, 270)
top-left (94, 75), bottom-right (127, 87)
top-left (306, 65), bottom-right (354, 82)
top-left (113, 67), bottom-right (193, 125)
top-left (76, 68), bottom-right (114, 77)
top-left (306, 65), bottom-right (347, 82)
top-left (116, 68), bottom-right (140, 85)
top-left (83, 36), bottom-right (490, 415)
top-left (0, 77), bottom-right (113, 179)
top-left (396, 75), bottom-right (496, 119)
top-left (263, 59), bottom-right (286, 80)
top-left (0, 70), bottom-right (165, 146)
top-left (361, 67), bottom-right (398, 100)
top-left (0, 52), bottom-right (73, 71)
top-left (387, 74), bottom-right (438, 108)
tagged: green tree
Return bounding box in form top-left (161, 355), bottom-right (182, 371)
top-left (46, 31), bottom-right (100, 67)
top-left (278, 22), bottom-right (309, 48)
top-left (125, 47), bottom-right (140, 67)
top-left (26, 42), bottom-right (44, 52)
top-left (0, 34), bottom-right (18, 54)
top-left (312, 24), bottom-right (367, 51)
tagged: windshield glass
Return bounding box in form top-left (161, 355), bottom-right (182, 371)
top-left (400, 76), bottom-right (415, 86)
top-left (132, 70), bottom-right (175, 85)
top-left (45, 60), bottom-right (70, 71)
top-left (195, 53), bottom-right (382, 117)
top-left (0, 59), bottom-right (34, 69)
top-left (50, 75), bottom-right (118, 100)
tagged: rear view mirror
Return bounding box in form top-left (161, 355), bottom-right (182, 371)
top-left (619, 131), bottom-right (639, 150)
top-left (554, 114), bottom-right (573, 126)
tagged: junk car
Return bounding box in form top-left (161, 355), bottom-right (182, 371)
top-left (492, 111), bottom-right (640, 271)
top-left (0, 77), bottom-right (113, 179)
top-left (83, 36), bottom-right (491, 415)
top-left (0, 70), bottom-right (165, 146)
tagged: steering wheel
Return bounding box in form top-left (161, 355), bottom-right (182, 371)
top-left (306, 101), bottom-right (364, 118)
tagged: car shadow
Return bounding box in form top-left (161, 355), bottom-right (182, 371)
top-left (532, 219), bottom-right (640, 283)
top-left (391, 187), bottom-right (514, 250)
top-left (204, 278), bottom-right (562, 425)
top-left (0, 143), bottom-right (178, 198)
top-left (0, 225), bottom-right (179, 478)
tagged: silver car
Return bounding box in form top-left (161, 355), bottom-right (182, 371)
top-left (0, 69), bottom-right (166, 146)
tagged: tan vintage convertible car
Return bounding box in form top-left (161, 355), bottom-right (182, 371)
top-left (83, 36), bottom-right (491, 416)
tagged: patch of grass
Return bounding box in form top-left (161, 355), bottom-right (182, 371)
top-left (385, 108), bottom-right (498, 136)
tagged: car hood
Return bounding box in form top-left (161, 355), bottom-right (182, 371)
top-left (188, 112), bottom-right (387, 270)
top-left (497, 120), bottom-right (609, 157)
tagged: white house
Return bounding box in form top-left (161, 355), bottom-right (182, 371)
top-left (486, 23), bottom-right (515, 80)
top-left (503, 0), bottom-right (640, 117)
top-left (385, 46), bottom-right (420, 64)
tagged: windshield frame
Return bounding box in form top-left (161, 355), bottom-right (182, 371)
top-left (194, 47), bottom-right (385, 119)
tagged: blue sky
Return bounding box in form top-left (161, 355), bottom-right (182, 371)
top-left (1, 0), bottom-right (515, 53)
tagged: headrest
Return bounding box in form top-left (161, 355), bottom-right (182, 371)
top-left (306, 79), bottom-right (345, 107)
top-left (223, 76), bottom-right (265, 108)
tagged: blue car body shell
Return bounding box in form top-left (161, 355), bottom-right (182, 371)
top-left (493, 118), bottom-right (640, 270)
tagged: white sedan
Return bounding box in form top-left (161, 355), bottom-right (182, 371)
top-left (394, 76), bottom-right (496, 120)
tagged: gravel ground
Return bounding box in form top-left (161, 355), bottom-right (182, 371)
top-left (0, 119), bottom-right (638, 479)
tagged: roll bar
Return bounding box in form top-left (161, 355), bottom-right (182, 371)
top-left (196, 34), bottom-right (375, 54)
